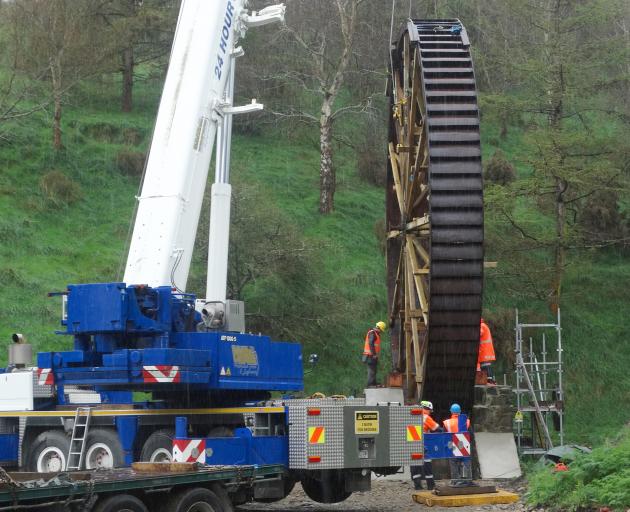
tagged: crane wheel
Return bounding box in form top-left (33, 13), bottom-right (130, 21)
top-left (84, 428), bottom-right (125, 469)
top-left (26, 430), bottom-right (69, 473)
top-left (140, 429), bottom-right (175, 463)
top-left (93, 494), bottom-right (148, 512)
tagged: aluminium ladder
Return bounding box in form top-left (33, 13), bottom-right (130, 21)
top-left (66, 407), bottom-right (92, 470)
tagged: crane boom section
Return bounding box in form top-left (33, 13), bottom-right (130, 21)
top-left (124, 0), bottom-right (243, 290)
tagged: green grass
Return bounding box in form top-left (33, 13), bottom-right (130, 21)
top-left (0, 74), bottom-right (628, 449)
top-left (526, 426), bottom-right (630, 510)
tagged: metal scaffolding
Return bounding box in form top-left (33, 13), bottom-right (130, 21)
top-left (514, 309), bottom-right (564, 455)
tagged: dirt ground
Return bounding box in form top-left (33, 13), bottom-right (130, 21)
top-left (239, 478), bottom-right (530, 512)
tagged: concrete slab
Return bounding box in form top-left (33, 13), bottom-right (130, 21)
top-left (364, 387), bottom-right (404, 406)
top-left (412, 489), bottom-right (519, 507)
top-left (474, 432), bottom-right (521, 479)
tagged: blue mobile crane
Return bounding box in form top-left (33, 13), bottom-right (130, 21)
top-left (0, 2), bottom-right (473, 505)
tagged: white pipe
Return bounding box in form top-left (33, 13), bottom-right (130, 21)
top-left (206, 183), bottom-right (232, 302)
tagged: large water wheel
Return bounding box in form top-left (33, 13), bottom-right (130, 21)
top-left (386, 19), bottom-right (484, 417)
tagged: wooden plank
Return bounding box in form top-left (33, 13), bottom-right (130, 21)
top-left (388, 143), bottom-right (406, 215)
top-left (406, 215), bottom-right (430, 231)
top-left (412, 238), bottom-right (430, 265)
top-left (132, 462), bottom-right (199, 474)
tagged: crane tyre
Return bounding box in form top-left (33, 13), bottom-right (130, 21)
top-left (161, 486), bottom-right (230, 512)
top-left (85, 428), bottom-right (125, 469)
top-left (93, 494), bottom-right (148, 512)
top-left (26, 429), bottom-right (70, 473)
top-left (140, 429), bottom-right (175, 462)
top-left (301, 470), bottom-right (351, 504)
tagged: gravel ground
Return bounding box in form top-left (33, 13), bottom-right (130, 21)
top-left (239, 478), bottom-right (530, 512)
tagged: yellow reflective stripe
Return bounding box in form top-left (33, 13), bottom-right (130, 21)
top-left (0, 407), bottom-right (285, 418)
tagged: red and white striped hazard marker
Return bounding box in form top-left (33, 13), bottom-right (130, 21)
top-left (142, 366), bottom-right (181, 383)
top-left (36, 368), bottom-right (54, 386)
top-left (173, 439), bottom-right (206, 463)
top-left (451, 432), bottom-right (471, 457)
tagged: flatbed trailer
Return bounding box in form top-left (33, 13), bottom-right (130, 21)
top-left (0, 463), bottom-right (283, 511)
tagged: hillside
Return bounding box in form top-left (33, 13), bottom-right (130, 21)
top-left (0, 76), bottom-right (628, 447)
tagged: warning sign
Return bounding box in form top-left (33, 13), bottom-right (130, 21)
top-left (355, 411), bottom-right (379, 434)
top-left (308, 426), bottom-right (326, 444)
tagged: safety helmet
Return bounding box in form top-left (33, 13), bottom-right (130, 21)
top-left (450, 403), bottom-right (461, 414)
top-left (376, 321), bottom-right (387, 332)
top-left (420, 400), bottom-right (433, 411)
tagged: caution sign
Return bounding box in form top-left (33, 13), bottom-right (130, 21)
top-left (355, 411), bottom-right (379, 434)
top-left (406, 425), bottom-right (422, 442)
top-left (308, 426), bottom-right (326, 444)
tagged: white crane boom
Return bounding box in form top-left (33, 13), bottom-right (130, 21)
top-left (123, 0), bottom-right (284, 304)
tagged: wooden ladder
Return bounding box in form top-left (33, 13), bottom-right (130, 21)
top-left (66, 407), bottom-right (92, 471)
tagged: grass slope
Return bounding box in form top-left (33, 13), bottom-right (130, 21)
top-left (0, 77), bottom-right (628, 446)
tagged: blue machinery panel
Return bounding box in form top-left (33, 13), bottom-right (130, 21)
top-left (39, 283), bottom-right (303, 394)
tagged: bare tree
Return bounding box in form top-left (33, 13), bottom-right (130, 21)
top-left (279, 0), bottom-right (367, 214)
top-left (7, 0), bottom-right (115, 150)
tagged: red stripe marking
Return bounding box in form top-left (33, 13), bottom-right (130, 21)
top-left (407, 425), bottom-right (421, 441)
top-left (310, 426), bottom-right (324, 444)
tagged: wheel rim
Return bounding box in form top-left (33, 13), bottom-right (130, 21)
top-left (86, 442), bottom-right (114, 469)
top-left (149, 447), bottom-right (172, 463)
top-left (37, 447), bottom-right (66, 473)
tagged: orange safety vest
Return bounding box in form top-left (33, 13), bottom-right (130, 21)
top-left (422, 410), bottom-right (439, 433)
top-left (477, 321), bottom-right (496, 370)
top-left (443, 414), bottom-right (470, 433)
top-left (363, 329), bottom-right (381, 357)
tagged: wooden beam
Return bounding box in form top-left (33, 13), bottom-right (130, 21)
top-left (388, 143), bottom-right (405, 215)
top-left (412, 238), bottom-right (430, 265)
top-left (406, 214), bottom-right (430, 231)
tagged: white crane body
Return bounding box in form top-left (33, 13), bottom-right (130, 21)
top-left (124, 0), bottom-right (283, 306)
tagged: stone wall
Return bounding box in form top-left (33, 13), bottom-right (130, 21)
top-left (472, 385), bottom-right (515, 433)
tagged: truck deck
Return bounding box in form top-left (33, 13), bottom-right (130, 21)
top-left (0, 463), bottom-right (284, 510)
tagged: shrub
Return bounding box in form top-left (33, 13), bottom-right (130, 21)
top-left (39, 171), bottom-right (82, 207)
top-left (527, 426), bottom-right (630, 510)
top-left (580, 190), bottom-right (624, 241)
top-left (116, 150), bottom-right (146, 177)
top-left (484, 150), bottom-right (516, 185)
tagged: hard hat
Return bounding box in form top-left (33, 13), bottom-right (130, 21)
top-left (376, 321), bottom-right (386, 331)
top-left (450, 403), bottom-right (461, 414)
top-left (420, 400), bottom-right (433, 411)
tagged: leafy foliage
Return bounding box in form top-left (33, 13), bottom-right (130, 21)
top-left (527, 427), bottom-right (630, 510)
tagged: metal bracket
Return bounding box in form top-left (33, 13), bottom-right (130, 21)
top-left (241, 4), bottom-right (286, 28)
top-left (214, 99), bottom-right (263, 117)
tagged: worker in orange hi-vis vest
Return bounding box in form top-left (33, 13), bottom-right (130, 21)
top-left (443, 404), bottom-right (473, 487)
top-left (410, 400), bottom-right (441, 490)
top-left (362, 321), bottom-right (386, 387)
top-left (478, 318), bottom-right (497, 385)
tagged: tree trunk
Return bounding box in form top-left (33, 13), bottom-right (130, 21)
top-left (50, 59), bottom-right (63, 150)
top-left (547, 0), bottom-right (565, 313)
top-left (550, 176), bottom-right (566, 313)
top-left (121, 46), bottom-right (134, 113)
top-left (319, 100), bottom-right (335, 214)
